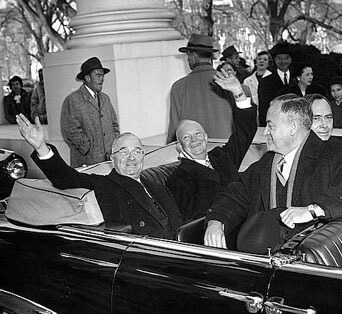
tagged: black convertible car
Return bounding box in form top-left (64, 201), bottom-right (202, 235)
top-left (0, 143), bottom-right (341, 314)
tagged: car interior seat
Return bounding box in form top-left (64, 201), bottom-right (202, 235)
top-left (295, 218), bottom-right (342, 267)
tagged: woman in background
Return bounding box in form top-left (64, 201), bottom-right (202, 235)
top-left (289, 64), bottom-right (326, 97)
top-left (243, 51), bottom-right (272, 125)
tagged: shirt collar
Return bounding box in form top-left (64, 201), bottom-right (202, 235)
top-left (277, 69), bottom-right (290, 80)
top-left (283, 145), bottom-right (300, 170)
top-left (84, 85), bottom-right (96, 98)
top-left (179, 151), bottom-right (210, 167)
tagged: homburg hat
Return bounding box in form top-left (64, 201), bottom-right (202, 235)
top-left (237, 209), bottom-right (284, 254)
top-left (269, 42), bottom-right (293, 58)
top-left (178, 34), bottom-right (219, 53)
top-left (76, 57), bottom-right (110, 80)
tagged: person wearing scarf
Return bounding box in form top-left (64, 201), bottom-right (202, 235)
top-left (205, 93), bottom-right (342, 254)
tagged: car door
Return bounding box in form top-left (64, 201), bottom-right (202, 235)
top-left (267, 261), bottom-right (342, 314)
top-left (113, 237), bottom-right (275, 314)
top-left (0, 225), bottom-right (130, 314)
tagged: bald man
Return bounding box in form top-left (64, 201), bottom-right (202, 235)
top-left (166, 97), bottom-right (257, 238)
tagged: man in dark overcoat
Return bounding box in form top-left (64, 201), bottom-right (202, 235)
top-left (204, 94), bottom-right (342, 253)
top-left (16, 114), bottom-right (182, 240)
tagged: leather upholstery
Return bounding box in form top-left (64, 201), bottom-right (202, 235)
top-left (141, 162), bottom-right (180, 186)
top-left (297, 218), bottom-right (342, 267)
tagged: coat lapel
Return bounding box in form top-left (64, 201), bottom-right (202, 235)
top-left (260, 153), bottom-right (273, 211)
top-left (107, 170), bottom-right (165, 223)
top-left (179, 159), bottom-right (221, 183)
top-left (80, 85), bottom-right (99, 111)
top-left (291, 132), bottom-right (321, 205)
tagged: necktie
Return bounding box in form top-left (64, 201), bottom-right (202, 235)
top-left (284, 73), bottom-right (288, 86)
top-left (205, 158), bottom-right (214, 169)
top-left (94, 93), bottom-right (100, 108)
top-left (276, 157), bottom-right (287, 186)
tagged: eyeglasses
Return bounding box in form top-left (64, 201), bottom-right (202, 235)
top-left (112, 148), bottom-right (144, 158)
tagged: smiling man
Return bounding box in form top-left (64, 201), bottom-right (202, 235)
top-left (305, 94), bottom-right (333, 141)
top-left (16, 114), bottom-right (182, 239)
top-left (166, 69), bottom-right (256, 228)
top-left (61, 57), bottom-right (120, 168)
top-left (204, 94), bottom-right (342, 254)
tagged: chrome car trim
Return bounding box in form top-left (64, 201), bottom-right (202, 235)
top-left (219, 289), bottom-right (264, 313)
top-left (264, 300), bottom-right (316, 314)
top-left (59, 226), bottom-right (272, 268)
top-left (0, 289), bottom-right (57, 314)
top-left (275, 261), bottom-right (342, 279)
top-left (60, 252), bottom-right (119, 268)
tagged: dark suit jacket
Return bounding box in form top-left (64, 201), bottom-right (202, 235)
top-left (31, 146), bottom-right (182, 239)
top-left (258, 72), bottom-right (291, 126)
top-left (166, 105), bottom-right (257, 223)
top-left (207, 131), bottom-right (342, 244)
top-left (288, 83), bottom-right (327, 97)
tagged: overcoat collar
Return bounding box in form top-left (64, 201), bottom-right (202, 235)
top-left (179, 158), bottom-right (220, 183)
top-left (79, 84), bottom-right (101, 111)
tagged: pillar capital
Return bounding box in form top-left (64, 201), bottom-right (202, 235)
top-left (67, 0), bottom-right (182, 49)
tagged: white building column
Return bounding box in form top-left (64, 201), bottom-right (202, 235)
top-left (43, 0), bottom-right (188, 165)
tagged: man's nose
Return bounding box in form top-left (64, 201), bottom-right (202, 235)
top-left (127, 151), bottom-right (135, 159)
top-left (321, 118), bottom-right (328, 127)
top-left (264, 125), bottom-right (270, 135)
top-left (190, 135), bottom-right (197, 141)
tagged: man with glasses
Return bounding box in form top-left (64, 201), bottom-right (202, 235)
top-left (16, 114), bottom-right (182, 239)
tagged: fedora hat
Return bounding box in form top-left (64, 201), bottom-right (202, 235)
top-left (220, 46), bottom-right (240, 61)
top-left (237, 208), bottom-right (285, 254)
top-left (179, 34), bottom-right (218, 53)
top-left (76, 57), bottom-right (110, 80)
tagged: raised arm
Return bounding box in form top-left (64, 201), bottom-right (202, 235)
top-left (16, 114), bottom-right (49, 157)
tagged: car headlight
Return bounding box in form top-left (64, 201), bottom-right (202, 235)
top-left (5, 156), bottom-right (27, 180)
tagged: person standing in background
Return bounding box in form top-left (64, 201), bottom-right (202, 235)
top-left (220, 45), bottom-right (249, 83)
top-left (288, 64), bottom-right (326, 97)
top-left (4, 76), bottom-right (32, 124)
top-left (243, 51), bottom-right (272, 126)
top-left (167, 34), bottom-right (235, 143)
top-left (61, 57), bottom-right (120, 167)
top-left (329, 76), bottom-right (342, 128)
top-left (258, 43), bottom-right (293, 126)
top-left (31, 69), bottom-right (47, 124)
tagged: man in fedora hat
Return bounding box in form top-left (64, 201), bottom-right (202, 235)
top-left (220, 45), bottom-right (249, 83)
top-left (61, 56), bottom-right (120, 167)
top-left (167, 34), bottom-right (251, 143)
top-left (258, 42), bottom-right (293, 126)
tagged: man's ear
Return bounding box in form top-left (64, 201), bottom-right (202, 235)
top-left (176, 142), bottom-right (182, 153)
top-left (289, 119), bottom-right (299, 136)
